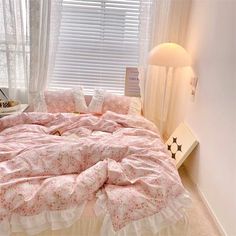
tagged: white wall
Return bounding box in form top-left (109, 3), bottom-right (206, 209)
top-left (172, 1), bottom-right (236, 235)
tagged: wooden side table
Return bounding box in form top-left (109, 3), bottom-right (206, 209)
top-left (0, 104), bottom-right (29, 118)
top-left (166, 122), bottom-right (198, 168)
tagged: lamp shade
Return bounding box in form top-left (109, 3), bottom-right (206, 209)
top-left (148, 43), bottom-right (191, 67)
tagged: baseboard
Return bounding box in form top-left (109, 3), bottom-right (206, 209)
top-left (183, 166), bottom-right (227, 236)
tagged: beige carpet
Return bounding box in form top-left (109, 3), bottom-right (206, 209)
top-left (179, 167), bottom-right (223, 236)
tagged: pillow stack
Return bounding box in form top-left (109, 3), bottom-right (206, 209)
top-left (33, 88), bottom-right (142, 115)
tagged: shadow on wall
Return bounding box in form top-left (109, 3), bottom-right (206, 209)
top-left (184, 145), bottom-right (200, 182)
top-left (165, 67), bottom-right (195, 137)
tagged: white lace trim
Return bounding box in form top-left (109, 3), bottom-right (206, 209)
top-left (128, 97), bottom-right (142, 115)
top-left (0, 202), bottom-right (87, 236)
top-left (88, 88), bottom-right (105, 114)
top-left (0, 191), bottom-right (190, 236)
top-left (95, 191), bottom-right (191, 236)
top-left (72, 87), bottom-right (88, 113)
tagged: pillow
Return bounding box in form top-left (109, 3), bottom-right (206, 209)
top-left (33, 89), bottom-right (75, 113)
top-left (73, 87), bottom-right (88, 113)
top-left (102, 93), bottom-right (142, 115)
top-left (88, 89), bottom-right (105, 114)
top-left (128, 97), bottom-right (142, 115)
top-left (33, 88), bottom-right (142, 115)
top-left (44, 90), bottom-right (75, 113)
top-left (33, 88), bottom-right (88, 113)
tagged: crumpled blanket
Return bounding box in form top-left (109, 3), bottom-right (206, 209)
top-left (0, 111), bottom-right (190, 233)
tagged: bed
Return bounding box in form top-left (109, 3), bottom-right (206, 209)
top-left (0, 89), bottom-right (191, 236)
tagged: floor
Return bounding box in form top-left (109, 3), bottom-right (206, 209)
top-left (179, 166), bottom-right (223, 236)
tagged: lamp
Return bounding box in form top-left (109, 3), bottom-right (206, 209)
top-left (148, 43), bottom-right (191, 135)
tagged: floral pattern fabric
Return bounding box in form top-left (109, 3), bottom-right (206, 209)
top-left (32, 89), bottom-right (142, 115)
top-left (102, 93), bottom-right (131, 114)
top-left (0, 111), bottom-right (190, 234)
top-left (44, 90), bottom-right (75, 113)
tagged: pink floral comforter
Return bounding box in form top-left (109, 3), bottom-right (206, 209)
top-left (0, 112), bottom-right (190, 233)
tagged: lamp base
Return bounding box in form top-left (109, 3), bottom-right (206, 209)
top-left (160, 66), bottom-right (170, 136)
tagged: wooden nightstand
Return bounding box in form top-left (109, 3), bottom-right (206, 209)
top-left (0, 104), bottom-right (29, 118)
top-left (166, 123), bottom-right (198, 168)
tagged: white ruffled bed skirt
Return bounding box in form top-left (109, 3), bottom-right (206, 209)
top-left (12, 213), bottom-right (189, 236)
top-left (5, 192), bottom-right (191, 236)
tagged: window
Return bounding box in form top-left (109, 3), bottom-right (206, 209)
top-left (49, 0), bottom-right (141, 94)
top-left (0, 0), bottom-right (29, 89)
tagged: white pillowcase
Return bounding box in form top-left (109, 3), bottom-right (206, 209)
top-left (128, 97), bottom-right (142, 115)
top-left (72, 87), bottom-right (88, 113)
top-left (73, 87), bottom-right (105, 114)
top-left (88, 88), bottom-right (105, 114)
top-left (35, 87), bottom-right (142, 115)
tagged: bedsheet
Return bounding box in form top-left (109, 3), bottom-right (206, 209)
top-left (0, 112), bottom-right (191, 235)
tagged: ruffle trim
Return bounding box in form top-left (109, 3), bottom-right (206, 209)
top-left (0, 192), bottom-right (191, 236)
top-left (96, 191), bottom-right (191, 236)
top-left (0, 202), bottom-right (87, 236)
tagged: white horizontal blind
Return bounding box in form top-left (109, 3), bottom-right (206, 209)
top-left (49, 0), bottom-right (141, 94)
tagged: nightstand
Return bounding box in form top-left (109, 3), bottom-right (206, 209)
top-left (0, 104), bottom-right (29, 118)
top-left (166, 122), bottom-right (198, 168)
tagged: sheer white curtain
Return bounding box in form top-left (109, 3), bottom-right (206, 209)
top-left (0, 0), bottom-right (29, 102)
top-left (139, 0), bottom-right (191, 137)
top-left (29, 0), bottom-right (62, 102)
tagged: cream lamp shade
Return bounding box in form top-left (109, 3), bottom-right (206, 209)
top-left (148, 43), bottom-right (191, 67)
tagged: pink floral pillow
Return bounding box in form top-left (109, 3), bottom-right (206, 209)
top-left (33, 89), bottom-right (142, 115)
top-left (44, 90), bottom-right (75, 113)
top-left (102, 93), bottom-right (141, 115)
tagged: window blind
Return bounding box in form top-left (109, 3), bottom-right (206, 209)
top-left (49, 0), bottom-right (141, 95)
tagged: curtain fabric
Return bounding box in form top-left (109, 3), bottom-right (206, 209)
top-left (138, 0), bottom-right (153, 100)
top-left (0, 0), bottom-right (29, 102)
top-left (138, 0), bottom-right (191, 137)
top-left (29, 0), bottom-right (62, 102)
